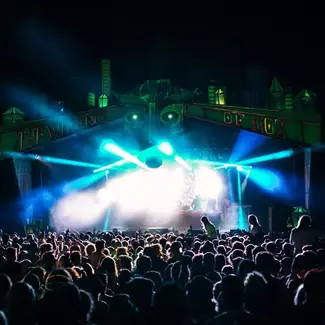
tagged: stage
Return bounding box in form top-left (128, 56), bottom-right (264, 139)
top-left (101, 203), bottom-right (251, 233)
top-left (109, 209), bottom-right (204, 232)
top-left (46, 159), bottom-right (252, 233)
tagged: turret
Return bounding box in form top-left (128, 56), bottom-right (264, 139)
top-left (88, 93), bottom-right (95, 107)
top-left (99, 59), bottom-right (111, 108)
top-left (215, 87), bottom-right (226, 105)
top-left (2, 107), bottom-right (25, 126)
top-left (208, 81), bottom-right (226, 105)
top-left (284, 87), bottom-right (293, 112)
top-left (269, 77), bottom-right (283, 110)
top-left (294, 89), bottom-right (316, 113)
top-left (208, 81), bottom-right (217, 104)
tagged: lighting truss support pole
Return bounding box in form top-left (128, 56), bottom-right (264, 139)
top-left (268, 206), bottom-right (273, 234)
top-left (237, 170), bottom-right (244, 229)
top-left (304, 148), bottom-right (311, 211)
top-left (148, 102), bottom-right (156, 139)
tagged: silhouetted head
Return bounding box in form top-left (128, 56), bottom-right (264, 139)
top-left (218, 275), bottom-right (244, 311)
top-left (186, 276), bottom-right (214, 306)
top-left (304, 269), bottom-right (325, 303)
top-left (297, 215), bottom-right (312, 231)
top-left (127, 277), bottom-right (154, 311)
top-left (201, 216), bottom-right (209, 225)
top-left (248, 214), bottom-right (259, 226)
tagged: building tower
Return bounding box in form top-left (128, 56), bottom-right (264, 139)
top-left (269, 77), bottom-right (283, 110)
top-left (99, 59), bottom-right (111, 108)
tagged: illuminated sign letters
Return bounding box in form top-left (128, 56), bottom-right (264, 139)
top-left (13, 108), bottom-right (122, 151)
top-left (223, 111), bottom-right (285, 139)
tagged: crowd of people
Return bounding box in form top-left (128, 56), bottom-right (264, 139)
top-left (0, 214), bottom-right (323, 325)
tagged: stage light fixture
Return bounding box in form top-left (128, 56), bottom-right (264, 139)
top-left (160, 104), bottom-right (183, 127)
top-left (125, 110), bottom-right (145, 130)
top-left (157, 142), bottom-right (174, 156)
top-left (145, 156), bottom-right (163, 169)
top-left (125, 111), bottom-right (144, 122)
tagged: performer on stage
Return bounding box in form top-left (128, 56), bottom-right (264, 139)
top-left (248, 214), bottom-right (263, 244)
top-left (192, 196), bottom-right (203, 211)
top-left (201, 215), bottom-right (218, 239)
top-left (192, 195), bottom-right (224, 230)
top-left (248, 214), bottom-right (262, 236)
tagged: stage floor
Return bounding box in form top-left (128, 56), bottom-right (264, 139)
top-left (109, 211), bottom-right (202, 230)
top-left (109, 210), bottom-right (215, 231)
top-left (107, 206), bottom-right (247, 233)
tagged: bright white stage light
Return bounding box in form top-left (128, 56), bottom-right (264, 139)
top-left (96, 187), bottom-right (116, 204)
top-left (52, 165), bottom-right (223, 231)
top-left (50, 192), bottom-right (106, 231)
top-left (157, 142), bottom-right (174, 156)
top-left (194, 166), bottom-right (222, 199)
top-left (110, 167), bottom-right (184, 215)
top-left (97, 188), bottom-right (108, 201)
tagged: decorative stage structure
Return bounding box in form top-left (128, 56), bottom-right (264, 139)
top-left (0, 59), bottom-right (321, 212)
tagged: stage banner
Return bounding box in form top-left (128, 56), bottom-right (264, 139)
top-left (13, 158), bottom-right (32, 200)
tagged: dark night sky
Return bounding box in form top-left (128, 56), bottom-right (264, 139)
top-left (2, 9), bottom-right (324, 104)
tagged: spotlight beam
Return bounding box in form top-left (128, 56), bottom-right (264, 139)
top-left (104, 143), bottom-right (149, 169)
top-left (93, 158), bottom-right (133, 173)
top-left (236, 149), bottom-right (294, 165)
top-left (5, 151), bottom-right (101, 169)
